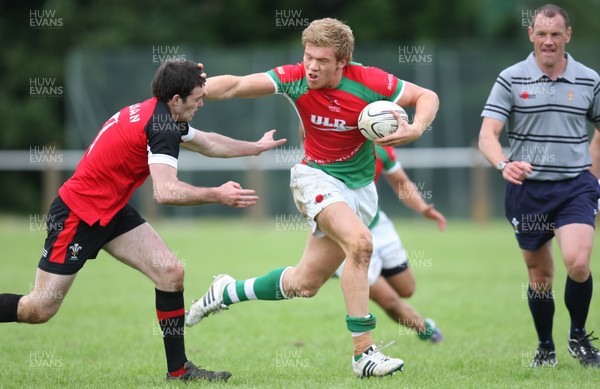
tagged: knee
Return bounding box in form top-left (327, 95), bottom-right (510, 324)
top-left (377, 295), bottom-right (400, 313)
top-left (346, 231), bottom-right (373, 267)
top-left (567, 261), bottom-right (590, 282)
top-left (20, 298), bottom-right (59, 324)
top-left (527, 267), bottom-right (553, 287)
top-left (28, 309), bottom-right (55, 324)
top-left (398, 285), bottom-right (415, 299)
top-left (156, 260), bottom-right (185, 291)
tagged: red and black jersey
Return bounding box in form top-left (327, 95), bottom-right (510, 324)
top-left (59, 97), bottom-right (193, 226)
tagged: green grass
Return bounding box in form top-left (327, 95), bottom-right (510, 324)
top-left (0, 217), bottom-right (599, 388)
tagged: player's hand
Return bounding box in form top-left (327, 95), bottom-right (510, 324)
top-left (422, 204), bottom-right (447, 231)
top-left (217, 181), bottom-right (258, 208)
top-left (502, 161), bottom-right (532, 185)
top-left (254, 129), bottom-right (287, 155)
top-left (374, 111), bottom-right (424, 146)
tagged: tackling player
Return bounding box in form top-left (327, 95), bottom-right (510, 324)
top-left (186, 18), bottom-right (439, 377)
top-left (0, 60), bottom-right (286, 381)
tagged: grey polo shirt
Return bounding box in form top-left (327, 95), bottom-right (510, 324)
top-left (482, 52), bottom-right (600, 180)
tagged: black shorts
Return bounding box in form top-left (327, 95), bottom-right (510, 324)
top-left (505, 171), bottom-right (600, 251)
top-left (38, 196), bottom-right (146, 275)
top-left (381, 262), bottom-right (409, 278)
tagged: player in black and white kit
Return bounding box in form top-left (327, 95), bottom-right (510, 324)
top-left (479, 4), bottom-right (600, 368)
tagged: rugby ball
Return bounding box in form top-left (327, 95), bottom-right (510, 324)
top-left (358, 101), bottom-right (408, 141)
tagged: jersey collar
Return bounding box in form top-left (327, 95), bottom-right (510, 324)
top-left (526, 52), bottom-right (576, 83)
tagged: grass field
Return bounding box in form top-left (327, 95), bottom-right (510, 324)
top-left (0, 216), bottom-right (599, 388)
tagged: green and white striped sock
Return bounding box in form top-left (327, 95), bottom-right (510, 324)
top-left (223, 267), bottom-right (289, 305)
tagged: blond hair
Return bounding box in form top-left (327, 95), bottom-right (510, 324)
top-left (301, 18), bottom-right (354, 62)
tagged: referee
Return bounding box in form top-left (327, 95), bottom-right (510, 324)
top-left (479, 4), bottom-right (600, 368)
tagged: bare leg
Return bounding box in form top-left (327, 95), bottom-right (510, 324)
top-left (523, 241), bottom-right (554, 291)
top-left (17, 269), bottom-right (76, 324)
top-left (384, 268), bottom-right (416, 299)
top-left (301, 202), bottom-right (373, 355)
top-left (281, 202), bottom-right (374, 355)
top-left (281, 232), bottom-right (345, 298)
top-left (313, 202), bottom-right (372, 318)
top-left (103, 223), bottom-right (193, 376)
top-left (103, 222), bottom-right (184, 291)
top-left (369, 276), bottom-right (426, 333)
top-left (555, 224), bottom-right (593, 282)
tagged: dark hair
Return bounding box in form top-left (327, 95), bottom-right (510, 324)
top-left (151, 60), bottom-right (205, 102)
top-left (531, 4), bottom-right (570, 29)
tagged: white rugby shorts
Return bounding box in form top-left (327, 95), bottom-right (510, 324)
top-left (289, 163), bottom-right (377, 237)
top-left (335, 210), bottom-right (408, 286)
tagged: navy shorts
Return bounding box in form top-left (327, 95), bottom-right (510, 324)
top-left (38, 196), bottom-right (146, 275)
top-left (505, 171), bottom-right (600, 251)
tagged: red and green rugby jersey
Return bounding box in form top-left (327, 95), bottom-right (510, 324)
top-left (265, 62), bottom-right (404, 188)
top-left (370, 145), bottom-right (401, 227)
top-left (374, 145), bottom-right (400, 182)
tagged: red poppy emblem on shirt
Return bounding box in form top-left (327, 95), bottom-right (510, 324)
top-left (520, 91), bottom-right (529, 99)
top-left (315, 194), bottom-right (324, 203)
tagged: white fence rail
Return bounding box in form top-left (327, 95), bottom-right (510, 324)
top-left (0, 147), bottom-right (497, 220)
top-left (0, 147), bottom-right (491, 171)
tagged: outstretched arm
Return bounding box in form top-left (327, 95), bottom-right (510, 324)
top-left (181, 128), bottom-right (287, 157)
top-left (149, 163), bottom-right (258, 207)
top-left (205, 73), bottom-right (276, 100)
top-left (383, 166), bottom-right (446, 231)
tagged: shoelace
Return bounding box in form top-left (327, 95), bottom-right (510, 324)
top-left (376, 340), bottom-right (396, 353)
top-left (533, 348), bottom-right (555, 361)
top-left (364, 340), bottom-right (396, 360)
top-left (576, 331), bottom-right (599, 356)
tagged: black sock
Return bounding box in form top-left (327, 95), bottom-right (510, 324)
top-left (565, 274), bottom-right (593, 339)
top-left (527, 286), bottom-right (555, 349)
top-left (156, 289), bottom-right (187, 374)
top-left (0, 294), bottom-right (23, 323)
